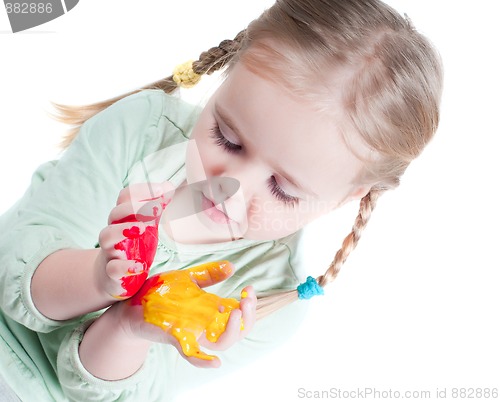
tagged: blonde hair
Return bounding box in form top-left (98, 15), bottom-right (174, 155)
top-left (50, 0), bottom-right (443, 319)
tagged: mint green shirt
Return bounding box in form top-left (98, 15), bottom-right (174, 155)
top-left (0, 90), bottom-right (308, 401)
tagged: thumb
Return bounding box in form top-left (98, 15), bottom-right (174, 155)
top-left (186, 261), bottom-right (234, 288)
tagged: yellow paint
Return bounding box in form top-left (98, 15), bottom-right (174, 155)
top-left (141, 261), bottom-right (243, 361)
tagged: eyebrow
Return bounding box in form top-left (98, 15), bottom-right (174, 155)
top-left (214, 103), bottom-right (318, 198)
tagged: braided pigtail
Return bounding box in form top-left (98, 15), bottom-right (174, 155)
top-left (146, 29), bottom-right (246, 90)
top-left (317, 189), bottom-right (382, 287)
top-left (256, 189), bottom-right (382, 320)
top-left (192, 30), bottom-right (247, 77)
top-left (53, 31), bottom-right (246, 149)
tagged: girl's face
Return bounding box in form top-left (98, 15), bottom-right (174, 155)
top-left (184, 62), bottom-right (370, 242)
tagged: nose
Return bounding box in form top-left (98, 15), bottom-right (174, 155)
top-left (215, 161), bottom-right (267, 206)
top-left (207, 177), bottom-right (240, 205)
top-left (206, 160), bottom-right (266, 222)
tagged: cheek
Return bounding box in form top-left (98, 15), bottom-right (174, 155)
top-left (244, 200), bottom-right (305, 239)
top-left (245, 198), bottom-right (331, 240)
top-left (186, 130), bottom-right (221, 182)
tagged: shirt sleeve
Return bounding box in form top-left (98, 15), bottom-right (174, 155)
top-left (0, 89), bottom-right (182, 333)
top-left (56, 319), bottom-right (162, 401)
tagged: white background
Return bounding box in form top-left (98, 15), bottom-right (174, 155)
top-left (1, 1), bottom-right (499, 401)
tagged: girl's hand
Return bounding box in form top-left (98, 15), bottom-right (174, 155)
top-left (94, 182), bottom-right (173, 300)
top-left (116, 261), bottom-right (257, 368)
top-left (197, 285), bottom-right (256, 353)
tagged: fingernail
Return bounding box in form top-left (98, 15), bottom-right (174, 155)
top-left (127, 262), bottom-right (145, 274)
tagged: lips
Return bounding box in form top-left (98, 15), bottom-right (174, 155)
top-left (201, 193), bottom-right (232, 224)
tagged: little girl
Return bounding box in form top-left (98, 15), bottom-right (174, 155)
top-left (0, 0), bottom-right (443, 400)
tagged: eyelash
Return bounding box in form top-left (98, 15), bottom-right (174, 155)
top-left (210, 124), bottom-right (300, 206)
top-left (268, 176), bottom-right (300, 206)
top-left (210, 124), bottom-right (242, 154)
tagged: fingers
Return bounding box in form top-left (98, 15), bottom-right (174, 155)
top-left (239, 286), bottom-right (257, 337)
top-left (109, 199), bottom-right (167, 225)
top-left (116, 182), bottom-right (175, 206)
top-left (99, 221), bottom-right (146, 257)
top-left (96, 182), bottom-right (174, 301)
top-left (111, 182), bottom-right (174, 224)
top-left (187, 261), bottom-right (234, 288)
top-left (105, 259), bottom-right (147, 298)
top-left (217, 309), bottom-right (243, 348)
top-left (95, 221), bottom-right (148, 299)
top-left (199, 286), bottom-right (257, 351)
top-left (163, 331), bottom-right (222, 369)
top-left (106, 259), bottom-right (145, 281)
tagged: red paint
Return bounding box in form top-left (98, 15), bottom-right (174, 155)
top-left (112, 199), bottom-right (168, 298)
top-left (119, 271), bottom-right (149, 298)
top-left (129, 275), bottom-right (163, 306)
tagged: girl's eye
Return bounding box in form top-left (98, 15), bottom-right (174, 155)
top-left (211, 124), bottom-right (298, 206)
top-left (268, 176), bottom-right (300, 206)
top-left (210, 124), bottom-right (242, 154)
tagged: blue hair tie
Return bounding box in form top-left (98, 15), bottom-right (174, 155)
top-left (297, 276), bottom-right (324, 300)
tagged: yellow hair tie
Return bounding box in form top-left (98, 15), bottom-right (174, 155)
top-left (172, 60), bottom-right (201, 88)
